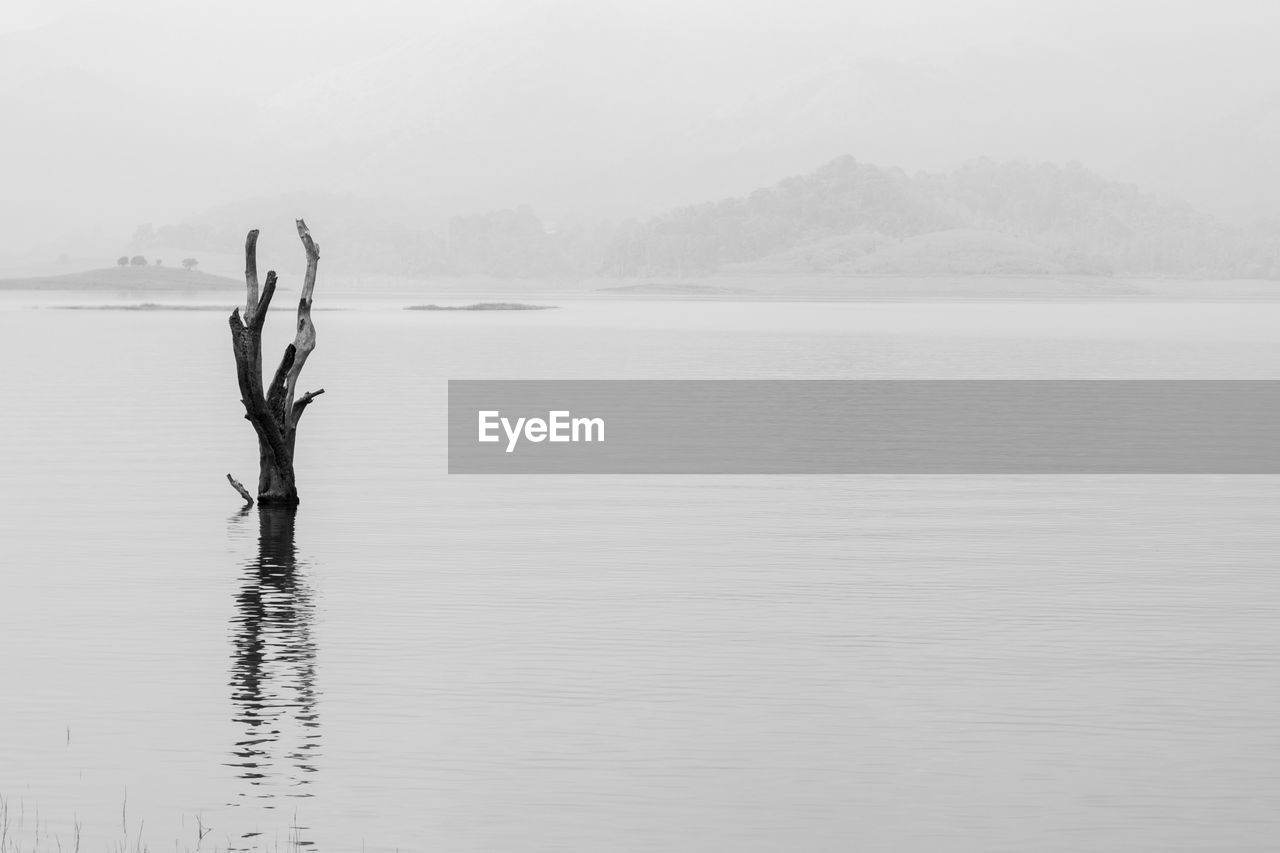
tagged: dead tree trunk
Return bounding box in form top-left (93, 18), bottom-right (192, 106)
top-left (227, 220), bottom-right (325, 506)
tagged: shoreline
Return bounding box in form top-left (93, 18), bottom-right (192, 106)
top-left (2, 272), bottom-right (1279, 304)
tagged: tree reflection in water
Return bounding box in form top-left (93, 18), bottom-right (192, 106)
top-left (227, 504), bottom-right (321, 829)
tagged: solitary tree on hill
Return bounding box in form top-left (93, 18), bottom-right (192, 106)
top-left (117, 256), bottom-right (128, 268)
top-left (129, 255), bottom-right (147, 266)
top-left (182, 257), bottom-right (199, 271)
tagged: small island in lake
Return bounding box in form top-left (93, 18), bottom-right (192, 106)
top-left (0, 266), bottom-right (241, 291)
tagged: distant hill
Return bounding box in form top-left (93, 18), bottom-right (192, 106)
top-left (130, 156), bottom-right (1280, 281)
top-left (723, 229), bottom-right (1063, 276)
top-left (3, 3), bottom-right (1279, 257)
top-left (721, 232), bottom-right (891, 275)
top-left (842, 229), bottom-right (1065, 275)
top-left (0, 266), bottom-right (241, 291)
top-left (601, 157), bottom-right (1280, 279)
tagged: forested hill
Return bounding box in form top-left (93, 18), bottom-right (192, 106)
top-left (133, 157), bottom-right (1280, 280)
top-left (599, 157), bottom-right (1280, 278)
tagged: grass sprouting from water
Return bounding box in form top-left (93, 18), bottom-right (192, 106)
top-left (0, 794), bottom-right (317, 853)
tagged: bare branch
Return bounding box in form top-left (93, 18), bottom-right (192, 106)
top-left (296, 219), bottom-right (319, 301)
top-left (250, 271), bottom-right (278, 332)
top-left (244, 229), bottom-right (260, 324)
top-left (291, 388), bottom-right (325, 426)
top-left (227, 310), bottom-right (258, 404)
top-left (267, 344), bottom-right (297, 427)
top-left (283, 219), bottom-right (320, 417)
top-left (226, 473), bottom-right (254, 506)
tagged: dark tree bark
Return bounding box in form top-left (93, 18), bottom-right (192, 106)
top-left (227, 220), bottom-right (325, 506)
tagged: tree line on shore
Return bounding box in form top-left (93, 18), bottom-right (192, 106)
top-left (115, 255), bottom-right (200, 270)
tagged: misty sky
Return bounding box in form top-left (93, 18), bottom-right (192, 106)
top-left (2, 0), bottom-right (1277, 261)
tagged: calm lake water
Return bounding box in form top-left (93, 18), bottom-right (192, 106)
top-left (1, 293), bottom-right (1279, 851)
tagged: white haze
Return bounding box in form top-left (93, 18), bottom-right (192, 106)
top-left (1, 0), bottom-right (1277, 260)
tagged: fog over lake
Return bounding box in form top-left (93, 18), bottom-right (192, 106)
top-left (3, 0), bottom-right (1280, 275)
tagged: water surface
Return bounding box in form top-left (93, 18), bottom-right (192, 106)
top-left (1, 296), bottom-right (1278, 851)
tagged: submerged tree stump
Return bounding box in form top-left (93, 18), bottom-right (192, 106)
top-left (227, 221), bottom-right (325, 506)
